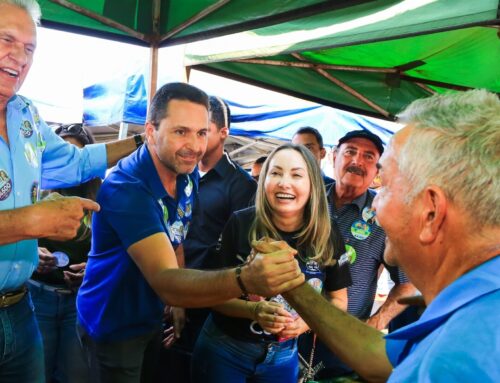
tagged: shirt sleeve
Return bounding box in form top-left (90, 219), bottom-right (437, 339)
top-left (98, 181), bottom-right (165, 250)
top-left (230, 176), bottom-right (257, 212)
top-left (39, 119), bottom-right (107, 190)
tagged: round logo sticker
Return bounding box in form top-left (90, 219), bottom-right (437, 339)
top-left (0, 169), bottom-right (12, 201)
top-left (24, 142), bottom-right (39, 168)
top-left (351, 220), bottom-right (372, 240)
top-left (345, 244), bottom-right (357, 264)
top-left (362, 207), bottom-right (376, 225)
top-left (20, 120), bottom-right (33, 138)
top-left (53, 251), bottom-right (70, 268)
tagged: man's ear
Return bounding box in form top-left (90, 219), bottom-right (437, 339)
top-left (220, 127), bottom-right (229, 140)
top-left (419, 186), bottom-right (447, 244)
top-left (320, 147), bottom-right (326, 160)
top-left (145, 122), bottom-right (155, 145)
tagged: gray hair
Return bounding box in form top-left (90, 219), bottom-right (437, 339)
top-left (397, 89), bottom-right (500, 227)
top-left (0, 0), bottom-right (41, 24)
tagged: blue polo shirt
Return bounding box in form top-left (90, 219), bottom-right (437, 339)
top-left (386, 256), bottom-right (500, 382)
top-left (327, 182), bottom-right (409, 319)
top-left (184, 152), bottom-right (256, 269)
top-left (0, 95), bottom-right (106, 292)
top-left (77, 144), bottom-right (198, 341)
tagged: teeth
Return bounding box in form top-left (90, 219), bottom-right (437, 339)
top-left (2, 68), bottom-right (19, 77)
top-left (276, 193), bottom-right (295, 199)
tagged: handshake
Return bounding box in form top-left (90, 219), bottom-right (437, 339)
top-left (240, 237), bottom-right (304, 298)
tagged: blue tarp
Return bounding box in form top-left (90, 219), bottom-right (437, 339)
top-left (83, 75), bottom-right (399, 145)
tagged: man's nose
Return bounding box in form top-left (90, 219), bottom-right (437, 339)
top-left (9, 42), bottom-right (29, 66)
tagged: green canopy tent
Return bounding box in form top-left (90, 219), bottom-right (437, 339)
top-left (37, 0), bottom-right (377, 95)
top-left (184, 0), bottom-right (500, 120)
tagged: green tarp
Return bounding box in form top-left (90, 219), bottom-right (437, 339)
top-left (185, 0), bottom-right (500, 119)
top-left (38, 0), bottom-right (367, 45)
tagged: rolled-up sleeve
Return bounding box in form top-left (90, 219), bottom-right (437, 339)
top-left (40, 123), bottom-right (107, 189)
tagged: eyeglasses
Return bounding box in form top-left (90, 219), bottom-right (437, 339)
top-left (55, 124), bottom-right (91, 145)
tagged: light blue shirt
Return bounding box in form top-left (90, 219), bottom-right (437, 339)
top-left (386, 255), bottom-right (500, 382)
top-left (0, 95), bottom-right (107, 292)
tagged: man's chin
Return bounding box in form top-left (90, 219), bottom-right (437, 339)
top-left (383, 249), bottom-right (399, 267)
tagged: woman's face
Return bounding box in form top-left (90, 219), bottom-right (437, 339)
top-left (264, 149), bottom-right (311, 220)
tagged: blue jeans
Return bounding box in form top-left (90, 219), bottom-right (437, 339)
top-left (28, 281), bottom-right (90, 383)
top-left (191, 317), bottom-right (298, 383)
top-left (0, 292), bottom-right (45, 383)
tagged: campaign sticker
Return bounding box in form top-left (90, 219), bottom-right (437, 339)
top-left (170, 220), bottom-right (184, 244)
top-left (345, 244), bottom-right (357, 264)
top-left (36, 131), bottom-right (46, 152)
top-left (305, 259), bottom-right (320, 273)
top-left (20, 120), bottom-right (33, 138)
top-left (362, 207), bottom-right (376, 225)
top-left (351, 220), bottom-right (372, 240)
top-left (307, 277), bottom-right (323, 292)
top-left (31, 182), bottom-right (39, 204)
top-left (53, 251), bottom-right (70, 268)
top-left (184, 177), bottom-right (193, 197)
top-left (24, 142), bottom-right (38, 168)
top-left (185, 202), bottom-right (192, 217)
top-left (177, 206), bottom-right (184, 219)
top-left (0, 169), bottom-right (12, 201)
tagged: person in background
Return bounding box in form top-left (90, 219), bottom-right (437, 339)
top-left (292, 126), bottom-right (333, 184)
top-left (251, 155), bottom-right (267, 182)
top-left (191, 144), bottom-right (351, 383)
top-left (158, 95), bottom-right (256, 382)
top-left (29, 124), bottom-right (100, 383)
top-left (76, 82), bottom-right (303, 383)
top-left (282, 89), bottom-right (500, 382)
top-left (0, 2), bottom-right (144, 381)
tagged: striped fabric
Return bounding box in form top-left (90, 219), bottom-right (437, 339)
top-left (327, 182), bottom-right (409, 319)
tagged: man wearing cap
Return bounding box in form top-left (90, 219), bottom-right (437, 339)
top-left (303, 129), bottom-right (416, 379)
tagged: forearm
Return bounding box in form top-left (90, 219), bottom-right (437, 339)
top-left (212, 298), bottom-right (256, 320)
top-left (368, 283), bottom-right (417, 329)
top-left (153, 268), bottom-right (242, 308)
top-left (105, 134), bottom-right (142, 167)
top-left (0, 206), bottom-right (42, 244)
top-left (284, 283), bottom-right (392, 382)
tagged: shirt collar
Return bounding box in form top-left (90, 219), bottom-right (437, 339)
top-left (7, 94), bottom-right (30, 111)
top-left (133, 144), bottom-right (175, 200)
top-left (327, 180), bottom-right (369, 211)
top-left (210, 152), bottom-right (236, 178)
top-left (386, 255), bottom-right (500, 341)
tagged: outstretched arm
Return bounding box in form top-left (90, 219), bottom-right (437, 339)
top-left (284, 283), bottom-right (393, 383)
top-left (128, 232), bottom-right (305, 308)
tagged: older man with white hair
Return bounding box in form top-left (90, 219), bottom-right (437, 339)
top-left (281, 89), bottom-right (500, 382)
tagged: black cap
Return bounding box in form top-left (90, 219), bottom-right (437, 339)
top-left (338, 130), bottom-right (384, 155)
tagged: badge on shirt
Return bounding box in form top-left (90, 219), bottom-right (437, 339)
top-left (184, 177), bottom-right (193, 197)
top-left (305, 259), bottom-right (321, 273)
top-left (344, 244), bottom-right (357, 264)
top-left (36, 131), bottom-right (46, 152)
top-left (31, 181), bottom-right (39, 204)
top-left (20, 120), bottom-right (33, 138)
top-left (362, 207), bottom-right (376, 225)
top-left (24, 142), bottom-right (39, 168)
top-left (351, 220), bottom-right (372, 240)
top-left (308, 277), bottom-right (323, 292)
top-left (0, 169), bottom-right (12, 201)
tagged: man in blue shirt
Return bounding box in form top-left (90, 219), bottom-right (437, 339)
top-left (159, 95), bottom-right (257, 382)
top-left (77, 83), bottom-right (304, 383)
top-left (282, 89), bottom-right (500, 382)
top-left (0, 2), bottom-right (145, 381)
top-left (292, 126), bottom-right (334, 184)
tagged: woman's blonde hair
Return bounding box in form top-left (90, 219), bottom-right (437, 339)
top-left (250, 143), bottom-right (335, 266)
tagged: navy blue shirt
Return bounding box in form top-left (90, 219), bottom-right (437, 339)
top-left (77, 145), bottom-right (198, 341)
top-left (184, 153), bottom-right (256, 269)
top-left (211, 207), bottom-right (351, 343)
top-left (327, 182), bottom-right (409, 319)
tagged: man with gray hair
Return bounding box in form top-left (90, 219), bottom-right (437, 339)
top-left (280, 89), bottom-right (500, 382)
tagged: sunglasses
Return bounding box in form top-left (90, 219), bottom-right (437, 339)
top-left (55, 124), bottom-right (91, 145)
